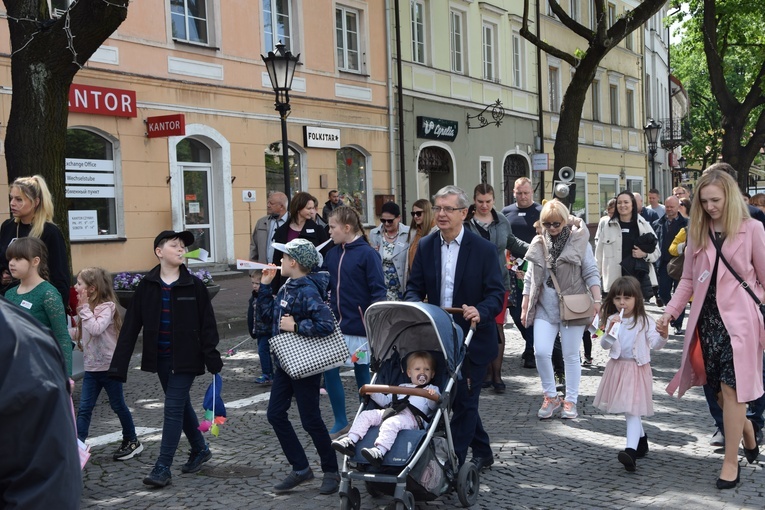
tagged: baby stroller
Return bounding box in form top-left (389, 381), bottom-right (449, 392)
top-left (337, 301), bottom-right (479, 510)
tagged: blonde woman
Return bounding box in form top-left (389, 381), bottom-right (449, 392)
top-left (407, 199), bottom-right (437, 270)
top-left (0, 175), bottom-right (70, 307)
top-left (660, 165), bottom-right (765, 489)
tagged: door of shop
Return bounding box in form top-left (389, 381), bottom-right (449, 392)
top-left (181, 165), bottom-right (214, 262)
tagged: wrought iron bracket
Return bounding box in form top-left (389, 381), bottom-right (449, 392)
top-left (466, 99), bottom-right (505, 130)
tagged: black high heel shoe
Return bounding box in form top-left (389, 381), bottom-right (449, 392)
top-left (716, 465), bottom-right (740, 490)
top-left (743, 442), bottom-right (760, 464)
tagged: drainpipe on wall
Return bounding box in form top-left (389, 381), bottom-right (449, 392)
top-left (535, 0), bottom-right (545, 200)
top-left (385, 0), bottom-right (397, 220)
top-left (394, 0), bottom-right (408, 222)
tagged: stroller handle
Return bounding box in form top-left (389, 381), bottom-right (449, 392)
top-left (360, 384), bottom-right (440, 402)
top-left (442, 307), bottom-right (478, 332)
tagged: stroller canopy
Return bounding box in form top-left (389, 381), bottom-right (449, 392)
top-left (364, 302), bottom-right (465, 376)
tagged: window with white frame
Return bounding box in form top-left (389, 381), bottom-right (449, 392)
top-left (609, 83), bottom-right (619, 124)
top-left (626, 88), bottom-right (635, 128)
top-left (480, 158), bottom-right (493, 184)
top-left (573, 175), bottom-right (587, 219)
top-left (570, 0), bottom-right (579, 22)
top-left (263, 0), bottom-right (293, 52)
top-left (548, 65), bottom-right (560, 113)
top-left (592, 79), bottom-right (601, 121)
top-left (336, 5), bottom-right (361, 72)
top-left (512, 34), bottom-right (524, 88)
top-left (65, 128), bottom-right (121, 239)
top-left (645, 72), bottom-right (652, 118)
top-left (547, 1), bottom-right (556, 18)
top-left (607, 2), bottom-right (616, 26)
top-left (171, 0), bottom-right (212, 45)
top-left (624, 9), bottom-right (633, 50)
top-left (411, 0), bottom-right (426, 64)
top-left (626, 177), bottom-right (643, 196)
top-left (482, 22), bottom-right (497, 81)
top-left (450, 9), bottom-right (465, 73)
top-left (599, 176), bottom-right (619, 216)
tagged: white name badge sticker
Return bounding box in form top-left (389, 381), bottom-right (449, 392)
top-left (280, 300), bottom-right (288, 308)
top-left (699, 270), bottom-right (711, 283)
top-left (306, 229), bottom-right (315, 233)
top-left (518, 212), bottom-right (526, 217)
top-left (20, 300), bottom-right (33, 309)
top-left (621, 228), bottom-right (630, 233)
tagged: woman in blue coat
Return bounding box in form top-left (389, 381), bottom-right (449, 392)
top-left (323, 206), bottom-right (386, 437)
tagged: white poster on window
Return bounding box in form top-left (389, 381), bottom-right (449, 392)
top-left (68, 210), bottom-right (99, 239)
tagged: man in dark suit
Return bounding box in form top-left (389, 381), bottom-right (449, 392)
top-left (405, 185), bottom-right (504, 470)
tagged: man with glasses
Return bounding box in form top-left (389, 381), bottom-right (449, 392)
top-left (672, 185), bottom-right (691, 201)
top-left (501, 177), bottom-right (542, 368)
top-left (406, 185), bottom-right (504, 471)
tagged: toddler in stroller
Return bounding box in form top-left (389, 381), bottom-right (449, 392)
top-left (331, 351), bottom-right (440, 467)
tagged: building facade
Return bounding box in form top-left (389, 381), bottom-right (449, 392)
top-left (0, 0), bottom-right (392, 272)
top-left (395, 0), bottom-right (539, 211)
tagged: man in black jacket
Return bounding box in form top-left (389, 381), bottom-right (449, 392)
top-left (0, 297), bottom-right (82, 508)
top-left (652, 196), bottom-right (687, 334)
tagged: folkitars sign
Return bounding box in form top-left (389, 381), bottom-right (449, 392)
top-left (69, 84), bottom-right (137, 118)
top-left (304, 126), bottom-right (341, 149)
top-left (417, 116), bottom-right (458, 142)
top-left (146, 114), bottom-right (186, 138)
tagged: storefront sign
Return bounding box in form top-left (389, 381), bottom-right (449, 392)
top-left (146, 114), bottom-right (186, 138)
top-left (417, 116), bottom-right (458, 142)
top-left (66, 158), bottom-right (114, 172)
top-left (66, 186), bottom-right (116, 198)
top-left (304, 126), bottom-right (341, 149)
top-left (65, 172), bottom-right (115, 185)
top-left (68, 210), bottom-right (99, 239)
top-left (69, 84), bottom-right (137, 118)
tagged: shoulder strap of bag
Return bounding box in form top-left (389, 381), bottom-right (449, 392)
top-left (540, 239), bottom-right (565, 296)
top-left (708, 230), bottom-right (762, 306)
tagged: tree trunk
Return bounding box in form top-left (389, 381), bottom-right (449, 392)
top-left (3, 0), bottom-right (129, 264)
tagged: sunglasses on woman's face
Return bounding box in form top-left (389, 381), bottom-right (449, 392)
top-left (411, 210), bottom-right (423, 218)
top-left (542, 222), bottom-right (562, 229)
top-left (381, 218), bottom-right (396, 224)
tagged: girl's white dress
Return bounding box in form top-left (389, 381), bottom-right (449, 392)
top-left (593, 315), bottom-right (667, 417)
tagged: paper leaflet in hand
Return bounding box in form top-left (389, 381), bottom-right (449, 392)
top-left (198, 374), bottom-right (227, 436)
top-left (588, 314), bottom-right (603, 340)
top-left (183, 248), bottom-right (209, 262)
top-left (236, 259), bottom-right (282, 271)
top-left (602, 309), bottom-right (624, 347)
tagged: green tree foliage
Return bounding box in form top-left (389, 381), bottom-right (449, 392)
top-left (671, 0), bottom-right (765, 186)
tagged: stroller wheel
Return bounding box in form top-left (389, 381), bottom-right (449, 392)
top-left (456, 461), bottom-right (480, 507)
top-left (339, 486), bottom-right (360, 510)
top-left (386, 491), bottom-right (415, 510)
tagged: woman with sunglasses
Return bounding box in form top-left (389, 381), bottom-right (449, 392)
top-left (0, 175), bottom-right (70, 308)
top-left (407, 199), bottom-right (437, 271)
top-left (369, 202), bottom-right (410, 300)
top-left (595, 190), bottom-right (661, 296)
top-left (521, 200), bottom-right (601, 419)
top-left (464, 183), bottom-right (529, 393)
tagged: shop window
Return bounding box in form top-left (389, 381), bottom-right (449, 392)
top-left (65, 128), bottom-right (120, 239)
top-left (336, 147), bottom-right (368, 223)
top-left (265, 141), bottom-right (301, 194)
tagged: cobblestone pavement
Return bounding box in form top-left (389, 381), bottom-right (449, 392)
top-left (78, 286), bottom-right (765, 509)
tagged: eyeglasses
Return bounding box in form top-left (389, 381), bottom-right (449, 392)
top-left (411, 210), bottom-right (423, 218)
top-left (381, 218), bottom-right (396, 224)
top-left (542, 222), bottom-right (562, 229)
top-left (433, 206), bottom-right (466, 214)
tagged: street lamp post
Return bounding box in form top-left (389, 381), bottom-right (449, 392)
top-left (644, 119), bottom-right (662, 190)
top-left (261, 43), bottom-right (300, 199)
top-left (677, 156), bottom-right (687, 185)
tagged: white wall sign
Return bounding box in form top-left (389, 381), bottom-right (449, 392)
top-left (68, 210), bottom-right (99, 239)
top-left (532, 153), bottom-right (549, 172)
top-left (65, 172), bottom-right (115, 185)
top-left (303, 126), bottom-right (341, 149)
top-left (65, 158), bottom-right (114, 172)
top-left (66, 186), bottom-right (116, 198)
top-left (242, 190), bottom-right (256, 202)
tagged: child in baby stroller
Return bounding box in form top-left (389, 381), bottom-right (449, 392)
top-left (336, 301), bottom-right (480, 510)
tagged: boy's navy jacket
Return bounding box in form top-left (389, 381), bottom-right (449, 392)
top-left (108, 264), bottom-right (223, 382)
top-left (247, 291), bottom-right (270, 338)
top-left (257, 271), bottom-right (335, 340)
top-left (324, 237), bottom-right (386, 337)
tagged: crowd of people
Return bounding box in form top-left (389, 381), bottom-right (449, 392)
top-left (5, 166), bottom-right (765, 506)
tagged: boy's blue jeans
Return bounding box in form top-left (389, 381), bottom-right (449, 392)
top-left (77, 371), bottom-right (137, 442)
top-left (257, 334), bottom-right (273, 376)
top-left (267, 367), bottom-right (338, 474)
top-left (156, 356), bottom-right (206, 467)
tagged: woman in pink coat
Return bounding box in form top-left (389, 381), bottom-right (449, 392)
top-left (659, 166), bottom-right (765, 490)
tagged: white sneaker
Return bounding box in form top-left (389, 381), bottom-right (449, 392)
top-left (560, 400), bottom-right (578, 419)
top-left (710, 428), bottom-right (725, 446)
top-left (538, 396), bottom-right (561, 419)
